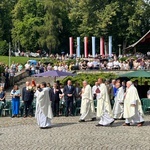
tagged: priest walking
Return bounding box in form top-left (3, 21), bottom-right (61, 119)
top-left (123, 81), bottom-right (144, 127)
top-left (35, 82), bottom-right (53, 129)
top-left (112, 82), bottom-right (124, 119)
top-left (79, 81), bottom-right (96, 122)
top-left (96, 78), bottom-right (114, 126)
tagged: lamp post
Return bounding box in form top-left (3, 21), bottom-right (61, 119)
top-left (118, 44), bottom-right (121, 56)
top-left (9, 42), bottom-right (11, 67)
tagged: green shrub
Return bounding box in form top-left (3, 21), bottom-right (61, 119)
top-left (60, 73), bottom-right (117, 86)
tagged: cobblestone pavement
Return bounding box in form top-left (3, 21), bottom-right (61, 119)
top-left (0, 115), bottom-right (150, 150)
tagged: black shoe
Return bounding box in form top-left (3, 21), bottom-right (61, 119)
top-left (96, 124), bottom-right (103, 127)
top-left (11, 115), bottom-right (15, 118)
top-left (79, 120), bottom-right (85, 122)
top-left (91, 117), bottom-right (96, 121)
top-left (123, 123), bottom-right (130, 126)
top-left (40, 126), bottom-right (51, 129)
top-left (65, 115), bottom-right (68, 117)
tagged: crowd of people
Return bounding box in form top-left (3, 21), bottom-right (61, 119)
top-left (2, 77), bottom-right (148, 129)
top-left (24, 57), bottom-right (150, 76)
top-left (0, 52), bottom-right (149, 88)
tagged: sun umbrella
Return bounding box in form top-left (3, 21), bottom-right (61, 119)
top-left (120, 70), bottom-right (150, 78)
top-left (33, 70), bottom-right (75, 77)
top-left (120, 70), bottom-right (150, 84)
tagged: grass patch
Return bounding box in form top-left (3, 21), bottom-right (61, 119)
top-left (0, 56), bottom-right (40, 65)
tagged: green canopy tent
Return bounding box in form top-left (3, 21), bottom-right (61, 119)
top-left (120, 70), bottom-right (150, 84)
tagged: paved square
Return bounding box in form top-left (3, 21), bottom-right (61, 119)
top-left (0, 116), bottom-right (150, 150)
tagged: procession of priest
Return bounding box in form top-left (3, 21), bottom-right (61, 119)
top-left (8, 77), bottom-right (149, 129)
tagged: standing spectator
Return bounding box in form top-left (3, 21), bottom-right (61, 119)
top-left (18, 64), bottom-right (23, 72)
top-left (9, 67), bottom-right (15, 86)
top-left (59, 84), bottom-right (65, 115)
top-left (147, 90), bottom-right (150, 99)
top-left (74, 82), bottom-right (82, 101)
top-left (11, 61), bottom-right (17, 73)
top-left (10, 85), bottom-right (21, 118)
top-left (0, 86), bottom-right (6, 103)
top-left (63, 80), bottom-right (75, 116)
top-left (31, 64), bottom-right (35, 75)
top-left (128, 59), bottom-right (133, 70)
top-left (4, 70), bottom-right (9, 88)
top-left (50, 83), bottom-right (62, 117)
top-left (0, 73), bottom-right (6, 88)
top-left (22, 81), bottom-right (34, 117)
top-left (25, 61), bottom-right (31, 75)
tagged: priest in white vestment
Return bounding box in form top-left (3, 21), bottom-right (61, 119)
top-left (123, 81), bottom-right (144, 127)
top-left (112, 82), bottom-right (124, 119)
top-left (35, 82), bottom-right (53, 129)
top-left (79, 81), bottom-right (96, 122)
top-left (96, 78), bottom-right (114, 126)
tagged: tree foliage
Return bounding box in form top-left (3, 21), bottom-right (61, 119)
top-left (0, 0), bottom-right (149, 55)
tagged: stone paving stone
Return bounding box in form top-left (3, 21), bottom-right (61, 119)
top-left (0, 116), bottom-right (150, 150)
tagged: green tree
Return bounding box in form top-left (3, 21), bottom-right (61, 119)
top-left (37, 0), bottom-right (69, 54)
top-left (11, 0), bottom-right (44, 51)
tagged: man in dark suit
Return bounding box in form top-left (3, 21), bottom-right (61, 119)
top-left (63, 80), bottom-right (75, 116)
top-left (22, 81), bottom-right (34, 117)
top-left (50, 83), bottom-right (62, 117)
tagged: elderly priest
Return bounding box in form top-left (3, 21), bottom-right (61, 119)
top-left (123, 81), bottom-right (144, 127)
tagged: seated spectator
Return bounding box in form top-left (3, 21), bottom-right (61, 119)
top-left (53, 64), bottom-right (58, 70)
top-left (58, 64), bottom-right (63, 71)
top-left (47, 63), bottom-right (52, 71)
top-left (39, 64), bottom-right (45, 73)
top-left (107, 60), bottom-right (113, 70)
top-left (147, 90), bottom-right (150, 99)
top-left (133, 60), bottom-right (139, 70)
top-left (87, 61), bottom-right (93, 69)
top-left (92, 59), bottom-right (99, 69)
top-left (81, 61), bottom-right (87, 70)
top-left (124, 61), bottom-right (129, 70)
top-left (113, 59), bottom-right (120, 70)
top-left (35, 63), bottom-right (40, 74)
top-left (0, 86), bottom-right (6, 103)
